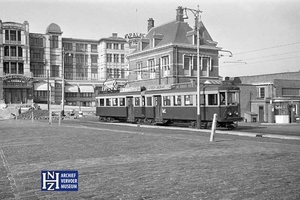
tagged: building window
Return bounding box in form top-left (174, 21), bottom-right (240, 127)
top-left (91, 55), bottom-right (98, 64)
top-left (121, 44), bottom-right (124, 50)
top-left (201, 57), bottom-right (210, 77)
top-left (30, 63), bottom-right (45, 77)
top-left (65, 66), bottom-right (73, 79)
top-left (114, 54), bottom-right (119, 63)
top-left (63, 43), bottom-right (72, 51)
top-left (51, 65), bottom-right (59, 77)
top-left (106, 43), bottom-right (112, 49)
top-left (107, 54), bottom-right (112, 62)
top-left (148, 59), bottom-right (155, 79)
top-left (10, 46), bottom-right (17, 57)
top-left (121, 54), bottom-right (125, 63)
top-left (5, 30), bottom-right (9, 40)
top-left (4, 46), bottom-right (9, 56)
top-left (183, 56), bottom-right (192, 76)
top-left (11, 63), bottom-right (17, 73)
top-left (18, 63), bottom-right (24, 74)
top-left (136, 62), bottom-right (142, 80)
top-left (161, 56), bottom-right (170, 77)
top-left (10, 30), bottom-right (17, 41)
top-left (4, 63), bottom-right (9, 74)
top-left (113, 43), bottom-right (119, 49)
top-left (65, 93), bottom-right (77, 98)
top-left (282, 88), bottom-right (300, 96)
top-left (121, 69), bottom-right (125, 78)
top-left (80, 93), bottom-right (93, 97)
top-left (258, 87), bottom-right (265, 98)
top-left (91, 44), bottom-right (97, 52)
top-left (18, 47), bottom-right (23, 57)
top-left (91, 68), bottom-right (98, 80)
top-left (76, 43), bottom-right (87, 51)
top-left (51, 36), bottom-right (59, 48)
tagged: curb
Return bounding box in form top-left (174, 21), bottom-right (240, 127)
top-left (90, 121), bottom-right (300, 141)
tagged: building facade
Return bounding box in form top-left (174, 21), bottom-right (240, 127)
top-left (0, 20), bottom-right (129, 108)
top-left (0, 20), bottom-right (32, 105)
top-left (125, 6), bottom-right (222, 90)
top-left (237, 71), bottom-right (300, 123)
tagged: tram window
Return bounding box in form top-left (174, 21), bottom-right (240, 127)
top-left (112, 98), bottom-right (118, 106)
top-left (163, 96), bottom-right (171, 106)
top-left (106, 98), bottom-right (111, 106)
top-left (135, 97), bottom-right (140, 106)
top-left (184, 95), bottom-right (193, 106)
top-left (99, 99), bottom-right (104, 106)
top-left (220, 92), bottom-right (226, 105)
top-left (174, 95), bottom-right (181, 106)
top-left (147, 97), bottom-right (152, 106)
top-left (208, 94), bottom-right (218, 105)
top-left (142, 96), bottom-right (145, 106)
top-left (228, 92), bottom-right (238, 105)
top-left (119, 98), bottom-right (125, 106)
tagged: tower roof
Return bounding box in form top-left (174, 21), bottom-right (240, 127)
top-left (46, 23), bottom-right (62, 34)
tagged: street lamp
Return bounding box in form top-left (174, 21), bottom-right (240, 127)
top-left (61, 48), bottom-right (71, 116)
top-left (183, 6), bottom-right (202, 129)
top-left (61, 48), bottom-right (65, 116)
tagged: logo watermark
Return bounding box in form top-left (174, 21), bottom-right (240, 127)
top-left (41, 170), bottom-right (78, 191)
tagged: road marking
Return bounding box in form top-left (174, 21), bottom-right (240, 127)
top-left (0, 149), bottom-right (20, 199)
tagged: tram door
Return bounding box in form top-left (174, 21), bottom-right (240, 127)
top-left (126, 97), bottom-right (134, 122)
top-left (154, 95), bottom-right (163, 123)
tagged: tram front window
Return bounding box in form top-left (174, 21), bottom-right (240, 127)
top-left (227, 92), bottom-right (238, 105)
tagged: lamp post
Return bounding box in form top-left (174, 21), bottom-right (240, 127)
top-left (183, 6), bottom-right (202, 129)
top-left (61, 48), bottom-right (65, 116)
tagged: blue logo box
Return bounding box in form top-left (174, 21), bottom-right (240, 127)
top-left (41, 170), bottom-right (78, 191)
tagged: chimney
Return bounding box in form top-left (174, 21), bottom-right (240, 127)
top-left (176, 6), bottom-right (184, 22)
top-left (112, 33), bottom-right (118, 37)
top-left (148, 18), bottom-right (154, 32)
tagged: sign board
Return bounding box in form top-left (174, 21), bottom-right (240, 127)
top-left (120, 86), bottom-right (141, 93)
top-left (3, 74), bottom-right (32, 83)
top-left (147, 84), bottom-right (172, 91)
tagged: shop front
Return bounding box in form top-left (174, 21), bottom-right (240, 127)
top-left (2, 74), bottom-right (33, 104)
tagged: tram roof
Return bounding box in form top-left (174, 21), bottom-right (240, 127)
top-left (96, 84), bottom-right (240, 98)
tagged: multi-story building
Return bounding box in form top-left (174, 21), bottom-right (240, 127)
top-left (0, 20), bottom-right (129, 108)
top-left (98, 33), bottom-right (129, 91)
top-left (126, 6), bottom-right (221, 90)
top-left (0, 20), bottom-right (32, 105)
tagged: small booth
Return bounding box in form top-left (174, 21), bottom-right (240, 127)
top-left (244, 111), bottom-right (258, 123)
top-left (271, 98), bottom-right (300, 124)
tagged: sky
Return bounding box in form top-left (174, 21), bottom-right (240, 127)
top-left (1, 0), bottom-right (300, 78)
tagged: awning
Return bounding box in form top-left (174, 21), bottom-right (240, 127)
top-left (65, 85), bottom-right (79, 93)
top-left (34, 82), bottom-right (51, 91)
top-left (79, 85), bottom-right (94, 93)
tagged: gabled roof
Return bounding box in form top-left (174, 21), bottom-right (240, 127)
top-left (131, 19), bottom-right (218, 54)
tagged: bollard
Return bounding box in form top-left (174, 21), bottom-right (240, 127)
top-left (79, 111), bottom-right (83, 118)
top-left (58, 112), bottom-right (61, 126)
top-left (210, 113), bottom-right (217, 142)
top-left (49, 111), bottom-right (52, 125)
top-left (31, 111), bottom-right (34, 123)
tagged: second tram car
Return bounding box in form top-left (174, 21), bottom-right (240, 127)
top-left (95, 83), bottom-right (243, 129)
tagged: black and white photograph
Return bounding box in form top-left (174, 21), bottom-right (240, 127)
top-left (0, 0), bottom-right (300, 199)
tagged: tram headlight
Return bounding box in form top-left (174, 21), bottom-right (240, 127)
top-left (228, 112), bottom-right (232, 116)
